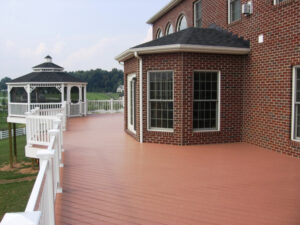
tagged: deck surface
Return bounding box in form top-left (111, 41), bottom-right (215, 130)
top-left (55, 114), bottom-right (300, 225)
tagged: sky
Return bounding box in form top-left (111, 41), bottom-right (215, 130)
top-left (0, 0), bottom-right (170, 79)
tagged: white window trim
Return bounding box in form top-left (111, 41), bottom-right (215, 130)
top-left (193, 70), bottom-right (221, 133)
top-left (127, 73), bottom-right (137, 135)
top-left (228, 0), bottom-right (241, 24)
top-left (291, 66), bottom-right (300, 141)
top-left (147, 70), bottom-right (174, 132)
top-left (194, 0), bottom-right (202, 28)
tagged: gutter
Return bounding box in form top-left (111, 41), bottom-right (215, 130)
top-left (115, 44), bottom-right (251, 62)
top-left (134, 52), bottom-right (143, 143)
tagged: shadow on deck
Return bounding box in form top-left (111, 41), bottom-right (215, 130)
top-left (55, 113), bottom-right (300, 225)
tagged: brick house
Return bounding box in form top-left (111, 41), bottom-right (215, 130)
top-left (116, 0), bottom-right (300, 158)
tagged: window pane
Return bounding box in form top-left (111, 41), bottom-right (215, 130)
top-left (195, 1), bottom-right (202, 27)
top-left (177, 15), bottom-right (188, 31)
top-left (231, 0), bottom-right (241, 23)
top-left (149, 71), bottom-right (174, 129)
top-left (166, 23), bottom-right (174, 35)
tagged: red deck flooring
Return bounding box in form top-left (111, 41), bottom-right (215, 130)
top-left (55, 114), bottom-right (300, 225)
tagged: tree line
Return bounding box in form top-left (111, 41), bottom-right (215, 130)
top-left (0, 68), bottom-right (124, 93)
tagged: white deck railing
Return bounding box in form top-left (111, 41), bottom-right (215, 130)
top-left (1, 111), bottom-right (63, 225)
top-left (8, 103), bottom-right (28, 117)
top-left (88, 99), bottom-right (124, 114)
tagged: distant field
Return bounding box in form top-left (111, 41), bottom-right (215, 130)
top-left (87, 92), bottom-right (121, 100)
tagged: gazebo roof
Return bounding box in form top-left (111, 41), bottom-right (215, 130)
top-left (8, 56), bottom-right (85, 84)
top-left (8, 72), bottom-right (84, 83)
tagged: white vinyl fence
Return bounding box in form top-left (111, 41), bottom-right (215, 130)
top-left (0, 127), bottom-right (26, 140)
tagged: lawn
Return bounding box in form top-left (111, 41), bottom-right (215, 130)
top-left (0, 136), bottom-right (36, 220)
top-left (0, 181), bottom-right (35, 220)
top-left (87, 92), bottom-right (121, 100)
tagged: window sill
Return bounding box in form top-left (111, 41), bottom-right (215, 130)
top-left (148, 128), bottom-right (174, 133)
top-left (193, 129), bottom-right (220, 133)
top-left (228, 19), bottom-right (241, 27)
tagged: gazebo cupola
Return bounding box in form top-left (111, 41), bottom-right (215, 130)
top-left (7, 56), bottom-right (88, 124)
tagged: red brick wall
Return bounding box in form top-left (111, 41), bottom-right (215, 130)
top-left (134, 53), bottom-right (245, 145)
top-left (149, 0), bottom-right (300, 157)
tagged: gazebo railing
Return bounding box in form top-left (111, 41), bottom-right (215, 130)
top-left (8, 103), bottom-right (28, 117)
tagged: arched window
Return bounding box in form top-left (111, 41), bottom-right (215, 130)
top-left (165, 23), bottom-right (174, 35)
top-left (156, 29), bottom-right (163, 39)
top-left (176, 14), bottom-right (188, 31)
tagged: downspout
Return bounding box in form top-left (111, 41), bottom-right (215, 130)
top-left (134, 52), bottom-right (143, 143)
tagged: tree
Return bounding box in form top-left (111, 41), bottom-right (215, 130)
top-left (68, 68), bottom-right (124, 93)
top-left (0, 77), bottom-right (12, 90)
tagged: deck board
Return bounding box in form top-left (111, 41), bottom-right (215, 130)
top-left (55, 114), bottom-right (300, 225)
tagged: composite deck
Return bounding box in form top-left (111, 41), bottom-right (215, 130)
top-left (55, 114), bottom-right (300, 225)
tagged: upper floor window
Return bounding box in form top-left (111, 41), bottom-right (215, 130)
top-left (228, 0), bottom-right (241, 24)
top-left (165, 23), bottom-right (174, 35)
top-left (292, 66), bottom-right (300, 140)
top-left (156, 29), bottom-right (163, 39)
top-left (176, 14), bottom-right (188, 31)
top-left (194, 0), bottom-right (202, 28)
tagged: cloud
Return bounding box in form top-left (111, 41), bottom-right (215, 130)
top-left (64, 38), bottom-right (115, 70)
top-left (5, 40), bottom-right (15, 49)
top-left (143, 27), bottom-right (153, 43)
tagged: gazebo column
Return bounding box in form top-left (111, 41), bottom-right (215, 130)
top-left (67, 85), bottom-right (71, 117)
top-left (61, 84), bottom-right (65, 103)
top-left (84, 85), bottom-right (87, 116)
top-left (26, 84), bottom-right (31, 112)
top-left (79, 85), bottom-right (82, 115)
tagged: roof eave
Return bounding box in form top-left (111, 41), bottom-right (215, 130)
top-left (147, 0), bottom-right (183, 24)
top-left (115, 44), bottom-right (251, 62)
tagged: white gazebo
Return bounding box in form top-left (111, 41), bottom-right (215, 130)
top-left (7, 56), bottom-right (87, 124)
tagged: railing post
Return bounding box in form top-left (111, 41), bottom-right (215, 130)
top-left (37, 150), bottom-right (56, 225)
top-left (52, 119), bottom-right (63, 166)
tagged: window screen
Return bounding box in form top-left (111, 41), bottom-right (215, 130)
top-left (149, 71), bottom-right (173, 130)
top-left (193, 71), bottom-right (219, 130)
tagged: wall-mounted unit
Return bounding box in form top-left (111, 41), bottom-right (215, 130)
top-left (242, 1), bottom-right (253, 15)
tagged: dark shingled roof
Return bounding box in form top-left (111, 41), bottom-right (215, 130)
top-left (133, 27), bottom-right (250, 49)
top-left (32, 62), bottom-right (63, 69)
top-left (8, 72), bottom-right (84, 83)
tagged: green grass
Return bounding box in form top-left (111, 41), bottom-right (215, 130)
top-left (0, 108), bottom-right (25, 131)
top-left (0, 180), bottom-right (35, 220)
top-left (0, 136), bottom-right (28, 166)
top-left (87, 92), bottom-right (120, 100)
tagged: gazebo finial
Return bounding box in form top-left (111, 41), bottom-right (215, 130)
top-left (45, 55), bottom-right (52, 63)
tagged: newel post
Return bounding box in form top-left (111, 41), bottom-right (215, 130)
top-left (37, 150), bottom-right (56, 225)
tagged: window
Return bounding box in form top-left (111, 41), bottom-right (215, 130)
top-left (148, 71), bottom-right (173, 130)
top-left (228, 0), bottom-right (241, 24)
top-left (165, 23), bottom-right (174, 35)
top-left (274, 0), bottom-right (288, 4)
top-left (194, 0), bottom-right (202, 28)
top-left (156, 29), bottom-right (163, 39)
top-left (176, 15), bottom-right (188, 31)
top-left (193, 71), bottom-right (220, 131)
top-left (292, 66), bottom-right (300, 140)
